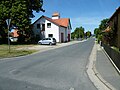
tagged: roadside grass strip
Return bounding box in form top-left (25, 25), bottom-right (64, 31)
top-left (0, 45), bottom-right (36, 59)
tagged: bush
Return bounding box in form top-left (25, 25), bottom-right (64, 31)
top-left (97, 35), bottom-right (102, 43)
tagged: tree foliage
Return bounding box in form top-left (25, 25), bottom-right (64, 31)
top-left (0, 0), bottom-right (44, 42)
top-left (94, 18), bottom-right (109, 40)
top-left (86, 31), bottom-right (91, 38)
top-left (94, 28), bottom-right (100, 38)
top-left (71, 26), bottom-right (85, 39)
top-left (99, 18), bottom-right (109, 31)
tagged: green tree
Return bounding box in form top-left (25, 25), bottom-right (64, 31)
top-left (94, 18), bottom-right (109, 43)
top-left (0, 0), bottom-right (44, 43)
top-left (99, 18), bottom-right (109, 31)
top-left (71, 32), bottom-right (75, 40)
top-left (72, 26), bottom-right (85, 39)
top-left (94, 18), bottom-right (109, 37)
top-left (74, 27), bottom-right (80, 39)
top-left (86, 31), bottom-right (91, 38)
top-left (79, 26), bottom-right (85, 38)
top-left (94, 28), bottom-right (100, 38)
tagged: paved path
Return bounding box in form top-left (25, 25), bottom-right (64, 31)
top-left (96, 44), bottom-right (120, 90)
top-left (87, 42), bottom-right (120, 90)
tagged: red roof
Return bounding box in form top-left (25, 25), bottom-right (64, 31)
top-left (53, 18), bottom-right (69, 27)
top-left (33, 15), bottom-right (71, 28)
top-left (43, 16), bottom-right (70, 28)
top-left (10, 29), bottom-right (19, 37)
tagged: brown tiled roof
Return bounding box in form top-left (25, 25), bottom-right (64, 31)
top-left (43, 16), bottom-right (70, 28)
top-left (53, 18), bottom-right (69, 27)
top-left (33, 15), bottom-right (71, 28)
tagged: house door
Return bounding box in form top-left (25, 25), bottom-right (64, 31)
top-left (61, 33), bottom-right (64, 43)
top-left (68, 34), bottom-right (70, 42)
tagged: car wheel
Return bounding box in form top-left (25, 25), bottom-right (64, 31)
top-left (49, 42), bottom-right (52, 45)
top-left (39, 42), bottom-right (42, 45)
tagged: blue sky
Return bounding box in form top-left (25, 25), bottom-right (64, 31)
top-left (32, 0), bottom-right (120, 34)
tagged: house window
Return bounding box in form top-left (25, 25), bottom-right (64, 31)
top-left (48, 34), bottom-right (53, 37)
top-left (47, 23), bottom-right (51, 28)
top-left (42, 24), bottom-right (45, 31)
top-left (37, 24), bottom-right (40, 29)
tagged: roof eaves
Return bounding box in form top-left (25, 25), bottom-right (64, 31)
top-left (60, 25), bottom-right (67, 28)
top-left (32, 15), bottom-right (71, 28)
top-left (108, 7), bottom-right (120, 22)
top-left (32, 15), bottom-right (44, 25)
top-left (44, 16), bottom-right (68, 28)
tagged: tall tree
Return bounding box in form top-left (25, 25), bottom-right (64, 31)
top-left (0, 0), bottom-right (44, 42)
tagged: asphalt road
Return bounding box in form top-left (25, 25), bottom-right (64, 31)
top-left (0, 38), bottom-right (97, 90)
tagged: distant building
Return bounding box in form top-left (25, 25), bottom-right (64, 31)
top-left (32, 12), bottom-right (72, 42)
top-left (9, 27), bottom-right (19, 42)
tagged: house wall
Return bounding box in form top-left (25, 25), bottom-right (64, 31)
top-left (45, 20), bottom-right (60, 42)
top-left (59, 27), bottom-right (67, 42)
top-left (112, 16), bottom-right (118, 47)
top-left (59, 26), bottom-right (71, 42)
top-left (118, 11), bottom-right (120, 49)
top-left (67, 23), bottom-right (71, 41)
top-left (32, 18), bottom-right (45, 38)
top-left (108, 10), bottom-right (120, 49)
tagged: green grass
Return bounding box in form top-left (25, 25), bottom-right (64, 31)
top-left (111, 46), bottom-right (120, 53)
top-left (0, 45), bottom-right (37, 59)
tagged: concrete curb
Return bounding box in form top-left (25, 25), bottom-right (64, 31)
top-left (86, 42), bottom-right (116, 90)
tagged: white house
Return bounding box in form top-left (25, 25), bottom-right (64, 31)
top-left (32, 13), bottom-right (72, 42)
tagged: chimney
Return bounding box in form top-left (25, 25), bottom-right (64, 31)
top-left (52, 12), bottom-right (60, 19)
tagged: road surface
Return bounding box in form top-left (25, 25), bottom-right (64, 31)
top-left (0, 38), bottom-right (97, 90)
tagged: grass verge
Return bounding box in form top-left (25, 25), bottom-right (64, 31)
top-left (111, 46), bottom-right (120, 53)
top-left (0, 45), bottom-right (37, 59)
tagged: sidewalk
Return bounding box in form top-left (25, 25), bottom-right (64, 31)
top-left (95, 44), bottom-right (120, 90)
top-left (21, 40), bottom-right (87, 51)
